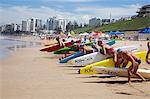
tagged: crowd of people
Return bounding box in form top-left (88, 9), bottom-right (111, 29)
top-left (55, 35), bottom-right (150, 83)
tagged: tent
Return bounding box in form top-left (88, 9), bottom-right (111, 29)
top-left (67, 32), bottom-right (72, 37)
top-left (91, 31), bottom-right (103, 36)
top-left (139, 28), bottom-right (150, 33)
top-left (107, 31), bottom-right (124, 35)
top-left (79, 32), bottom-right (89, 36)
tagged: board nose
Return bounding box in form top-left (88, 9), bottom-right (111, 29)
top-left (68, 60), bottom-right (73, 64)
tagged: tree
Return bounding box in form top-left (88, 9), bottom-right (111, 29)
top-left (79, 23), bottom-right (82, 28)
top-left (73, 21), bottom-right (79, 29)
top-left (84, 23), bottom-right (88, 27)
top-left (66, 21), bottom-right (72, 32)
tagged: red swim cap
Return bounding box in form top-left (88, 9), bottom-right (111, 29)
top-left (109, 47), bottom-right (114, 52)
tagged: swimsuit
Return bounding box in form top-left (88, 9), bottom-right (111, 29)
top-left (135, 59), bottom-right (141, 64)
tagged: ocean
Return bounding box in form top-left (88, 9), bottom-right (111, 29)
top-left (0, 36), bottom-right (41, 59)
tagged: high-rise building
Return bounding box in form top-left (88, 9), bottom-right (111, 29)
top-left (22, 20), bottom-right (28, 31)
top-left (30, 18), bottom-right (36, 32)
top-left (12, 23), bottom-right (18, 31)
top-left (58, 19), bottom-right (67, 32)
top-left (46, 17), bottom-right (59, 30)
top-left (22, 20), bottom-right (30, 32)
top-left (35, 19), bottom-right (42, 30)
top-left (29, 18), bottom-right (42, 32)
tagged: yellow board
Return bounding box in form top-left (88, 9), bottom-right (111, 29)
top-left (79, 51), bottom-right (150, 74)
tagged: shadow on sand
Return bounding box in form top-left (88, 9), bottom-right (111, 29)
top-left (83, 79), bottom-right (150, 84)
top-left (58, 65), bottom-right (83, 68)
top-left (42, 56), bottom-right (60, 59)
top-left (76, 75), bottom-right (114, 78)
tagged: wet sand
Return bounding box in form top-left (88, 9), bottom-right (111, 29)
top-left (1, 38), bottom-right (150, 99)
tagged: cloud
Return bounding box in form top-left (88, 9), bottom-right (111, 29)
top-left (45, 0), bottom-right (100, 2)
top-left (75, 4), bottom-right (141, 19)
top-left (0, 4), bottom-right (141, 25)
top-left (0, 5), bottom-right (92, 25)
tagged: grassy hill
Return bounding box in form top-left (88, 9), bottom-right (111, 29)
top-left (73, 16), bottom-right (150, 33)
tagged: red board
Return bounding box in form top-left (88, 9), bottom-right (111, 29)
top-left (40, 40), bottom-right (80, 52)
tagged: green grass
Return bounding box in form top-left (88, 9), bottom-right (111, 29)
top-left (73, 16), bottom-right (150, 33)
top-left (73, 26), bottom-right (93, 34)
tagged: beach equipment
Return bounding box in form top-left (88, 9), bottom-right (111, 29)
top-left (92, 66), bottom-right (150, 79)
top-left (59, 52), bottom-right (84, 63)
top-left (59, 40), bottom-right (116, 63)
top-left (40, 40), bottom-right (80, 52)
top-left (68, 46), bottom-right (139, 66)
top-left (79, 51), bottom-right (149, 74)
top-left (54, 42), bottom-right (94, 54)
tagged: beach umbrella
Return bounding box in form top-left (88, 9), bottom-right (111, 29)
top-left (68, 32), bottom-right (72, 36)
top-left (79, 32), bottom-right (89, 36)
top-left (70, 31), bottom-right (75, 35)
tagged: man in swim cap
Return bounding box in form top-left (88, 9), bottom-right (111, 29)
top-left (113, 48), bottom-right (124, 68)
top-left (117, 50), bottom-right (145, 83)
top-left (91, 43), bottom-right (99, 52)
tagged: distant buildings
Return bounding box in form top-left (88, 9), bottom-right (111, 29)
top-left (137, 5), bottom-right (150, 17)
top-left (89, 17), bottom-right (111, 27)
top-left (58, 19), bottom-right (67, 32)
top-left (46, 17), bottom-right (59, 30)
top-left (46, 17), bottom-right (67, 32)
top-left (89, 18), bottom-right (101, 27)
top-left (119, 17), bottom-right (131, 21)
top-left (30, 18), bottom-right (42, 32)
top-left (22, 18), bottom-right (42, 33)
top-left (101, 19), bottom-right (111, 25)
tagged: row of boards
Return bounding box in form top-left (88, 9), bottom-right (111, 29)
top-left (59, 40), bottom-right (116, 63)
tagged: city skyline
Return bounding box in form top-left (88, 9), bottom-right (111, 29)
top-left (0, 0), bottom-right (150, 25)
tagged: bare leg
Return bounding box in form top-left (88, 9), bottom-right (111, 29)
top-left (115, 59), bottom-right (123, 68)
top-left (133, 63), bottom-right (146, 81)
top-left (134, 73), bottom-right (146, 81)
top-left (146, 50), bottom-right (150, 64)
top-left (128, 66), bottom-right (133, 83)
top-left (122, 60), bottom-right (128, 68)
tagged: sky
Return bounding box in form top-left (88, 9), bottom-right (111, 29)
top-left (0, 0), bottom-right (150, 25)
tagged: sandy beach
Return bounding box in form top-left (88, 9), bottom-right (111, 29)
top-left (1, 37), bottom-right (150, 99)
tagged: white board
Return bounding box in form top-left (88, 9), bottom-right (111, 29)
top-left (92, 66), bottom-right (150, 79)
top-left (68, 46), bottom-right (139, 66)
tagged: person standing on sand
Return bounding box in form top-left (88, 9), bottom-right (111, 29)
top-left (56, 36), bottom-right (65, 47)
top-left (117, 50), bottom-right (146, 83)
top-left (146, 42), bottom-right (150, 64)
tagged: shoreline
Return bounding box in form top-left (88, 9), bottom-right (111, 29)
top-left (1, 37), bottom-right (150, 99)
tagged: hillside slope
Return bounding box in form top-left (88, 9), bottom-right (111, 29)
top-left (73, 16), bottom-right (150, 33)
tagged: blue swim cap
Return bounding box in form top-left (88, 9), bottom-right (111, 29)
top-left (117, 48), bottom-right (123, 53)
top-left (80, 43), bottom-right (84, 47)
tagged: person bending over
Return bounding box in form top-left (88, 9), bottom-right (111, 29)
top-left (117, 50), bottom-right (145, 83)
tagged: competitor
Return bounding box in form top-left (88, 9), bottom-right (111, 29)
top-left (117, 49), bottom-right (146, 83)
top-left (146, 42), bottom-right (150, 64)
top-left (56, 36), bottom-right (65, 47)
top-left (97, 40), bottom-right (115, 58)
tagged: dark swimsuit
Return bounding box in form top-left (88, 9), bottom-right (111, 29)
top-left (135, 59), bottom-right (141, 64)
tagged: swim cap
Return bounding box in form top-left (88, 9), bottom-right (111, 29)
top-left (80, 43), bottom-right (84, 47)
top-left (117, 48), bottom-right (123, 53)
top-left (109, 47), bottom-right (114, 52)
